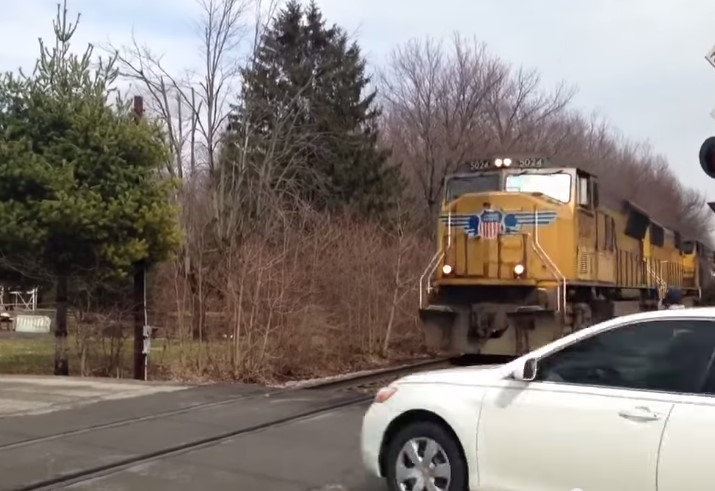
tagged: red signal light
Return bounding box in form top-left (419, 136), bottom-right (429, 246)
top-left (699, 136), bottom-right (715, 178)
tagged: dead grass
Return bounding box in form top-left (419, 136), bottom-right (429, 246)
top-left (146, 211), bottom-right (433, 383)
top-left (0, 333), bottom-right (223, 380)
top-left (0, 332), bottom-right (428, 383)
top-left (0, 212), bottom-right (434, 383)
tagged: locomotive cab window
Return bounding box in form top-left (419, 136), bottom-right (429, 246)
top-left (577, 174), bottom-right (592, 207)
top-left (680, 242), bottom-right (694, 254)
top-left (504, 171), bottom-right (571, 203)
top-left (445, 173), bottom-right (501, 201)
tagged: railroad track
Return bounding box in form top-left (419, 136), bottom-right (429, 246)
top-left (0, 356), bottom-right (451, 453)
top-left (4, 355), bottom-right (466, 490)
top-left (303, 356), bottom-right (453, 392)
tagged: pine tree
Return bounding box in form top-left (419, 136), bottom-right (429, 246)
top-left (228, 0), bottom-right (401, 217)
top-left (0, 1), bottom-right (180, 375)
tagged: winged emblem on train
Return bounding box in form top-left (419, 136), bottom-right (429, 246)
top-left (439, 209), bottom-right (558, 240)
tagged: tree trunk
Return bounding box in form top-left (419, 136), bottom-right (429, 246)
top-left (54, 274), bottom-right (69, 376)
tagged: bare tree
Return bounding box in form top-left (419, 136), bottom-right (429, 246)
top-left (380, 33), bottom-right (575, 219)
top-left (380, 35), bottom-right (500, 218)
top-left (379, 203), bottom-right (421, 356)
top-left (106, 0), bottom-right (287, 339)
top-left (109, 0), bottom-right (260, 180)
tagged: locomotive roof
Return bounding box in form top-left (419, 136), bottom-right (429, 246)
top-left (453, 155), bottom-right (701, 243)
top-left (454, 157), bottom-right (657, 218)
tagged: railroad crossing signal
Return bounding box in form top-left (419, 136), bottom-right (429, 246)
top-left (705, 44), bottom-right (715, 151)
top-left (700, 136), bottom-right (715, 179)
top-left (706, 44), bottom-right (715, 69)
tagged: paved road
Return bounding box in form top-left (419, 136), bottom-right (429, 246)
top-left (0, 376), bottom-right (386, 490)
top-left (0, 374), bottom-right (186, 417)
top-left (65, 402), bottom-right (386, 491)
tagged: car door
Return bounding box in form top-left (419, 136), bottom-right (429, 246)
top-left (475, 317), bottom-right (715, 491)
top-left (657, 328), bottom-right (715, 491)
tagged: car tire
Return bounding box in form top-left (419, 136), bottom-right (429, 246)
top-left (384, 420), bottom-right (467, 491)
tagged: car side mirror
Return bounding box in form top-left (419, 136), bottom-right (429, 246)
top-left (512, 358), bottom-right (538, 382)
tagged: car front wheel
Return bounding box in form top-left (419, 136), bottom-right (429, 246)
top-left (384, 421), bottom-right (467, 491)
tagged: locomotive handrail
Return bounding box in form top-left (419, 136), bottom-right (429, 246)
top-left (644, 259), bottom-right (667, 300)
top-left (419, 250), bottom-right (444, 308)
top-left (530, 208), bottom-right (566, 313)
top-left (526, 233), bottom-right (567, 313)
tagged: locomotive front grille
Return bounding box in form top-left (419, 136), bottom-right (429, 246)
top-left (443, 232), bottom-right (528, 280)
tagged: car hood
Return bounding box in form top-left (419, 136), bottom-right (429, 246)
top-left (396, 364), bottom-right (507, 386)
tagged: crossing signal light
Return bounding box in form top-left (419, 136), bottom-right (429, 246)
top-left (699, 136), bottom-right (715, 178)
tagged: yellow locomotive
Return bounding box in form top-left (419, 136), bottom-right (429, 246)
top-left (419, 155), bottom-right (715, 357)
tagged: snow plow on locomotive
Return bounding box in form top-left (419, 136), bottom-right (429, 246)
top-left (419, 155), bottom-right (715, 357)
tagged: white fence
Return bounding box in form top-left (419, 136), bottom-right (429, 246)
top-left (0, 287), bottom-right (53, 333)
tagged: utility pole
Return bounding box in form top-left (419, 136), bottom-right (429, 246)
top-left (132, 96), bottom-right (149, 380)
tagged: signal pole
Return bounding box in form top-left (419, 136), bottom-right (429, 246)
top-left (701, 45), bottom-right (715, 179)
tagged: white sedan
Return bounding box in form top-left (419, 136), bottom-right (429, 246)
top-left (361, 307), bottom-right (715, 491)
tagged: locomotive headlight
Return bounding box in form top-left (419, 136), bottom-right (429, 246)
top-left (514, 264), bottom-right (525, 276)
top-left (503, 158), bottom-right (512, 167)
top-left (442, 264), bottom-right (453, 275)
top-left (494, 158), bottom-right (503, 167)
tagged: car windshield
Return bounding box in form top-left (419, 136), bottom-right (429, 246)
top-left (505, 172), bottom-right (572, 203)
top-left (445, 173), bottom-right (500, 200)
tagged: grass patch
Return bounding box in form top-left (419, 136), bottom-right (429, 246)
top-left (0, 333), bottom-right (225, 380)
top-left (0, 334), bottom-right (55, 374)
top-left (0, 332), bottom-right (425, 383)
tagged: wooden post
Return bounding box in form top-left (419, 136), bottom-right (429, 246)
top-left (133, 95), bottom-right (144, 121)
top-left (132, 96), bottom-right (147, 380)
top-left (54, 273), bottom-right (69, 375)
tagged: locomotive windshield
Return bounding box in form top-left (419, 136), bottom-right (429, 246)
top-left (445, 173), bottom-right (500, 200)
top-left (505, 171), bottom-right (572, 203)
top-left (445, 169), bottom-right (572, 203)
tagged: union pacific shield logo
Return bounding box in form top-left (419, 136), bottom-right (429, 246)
top-left (440, 209), bottom-right (558, 240)
top-left (478, 210), bottom-right (503, 239)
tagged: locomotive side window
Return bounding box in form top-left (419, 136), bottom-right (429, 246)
top-left (504, 172), bottom-right (572, 203)
top-left (445, 174), bottom-right (501, 201)
top-left (577, 175), bottom-right (590, 207)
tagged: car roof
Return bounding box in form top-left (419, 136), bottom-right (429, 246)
top-left (610, 306), bottom-right (715, 323)
top-left (573, 307), bottom-right (715, 341)
top-left (505, 306), bottom-right (715, 368)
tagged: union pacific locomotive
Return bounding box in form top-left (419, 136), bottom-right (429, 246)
top-left (419, 155), bottom-right (715, 356)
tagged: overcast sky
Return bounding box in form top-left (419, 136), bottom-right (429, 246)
top-left (3, 0), bottom-right (715, 205)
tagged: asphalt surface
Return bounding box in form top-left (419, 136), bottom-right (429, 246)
top-left (0, 376), bottom-right (386, 491)
top-left (0, 375), bottom-right (187, 418)
top-left (64, 402), bottom-right (385, 491)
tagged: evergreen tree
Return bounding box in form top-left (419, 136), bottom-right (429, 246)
top-left (0, 1), bottom-right (180, 375)
top-left (228, 0), bottom-right (401, 217)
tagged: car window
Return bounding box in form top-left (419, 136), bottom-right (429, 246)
top-left (534, 319), bottom-right (715, 394)
top-left (695, 353), bottom-right (715, 395)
